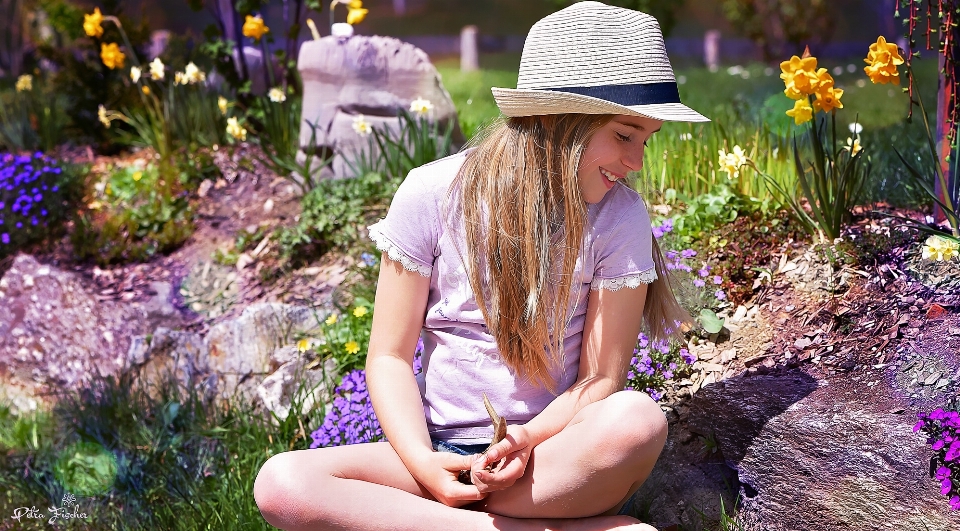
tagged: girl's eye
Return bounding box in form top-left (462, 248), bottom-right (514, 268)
top-left (616, 132), bottom-right (631, 142)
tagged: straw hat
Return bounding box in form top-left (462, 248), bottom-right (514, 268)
top-left (492, 1), bottom-right (709, 122)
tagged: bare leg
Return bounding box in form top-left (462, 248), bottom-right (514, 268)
top-left (253, 391), bottom-right (665, 531)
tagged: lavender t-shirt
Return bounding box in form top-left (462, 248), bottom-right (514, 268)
top-left (368, 150), bottom-right (657, 444)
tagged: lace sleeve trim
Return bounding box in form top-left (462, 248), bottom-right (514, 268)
top-left (368, 226), bottom-right (433, 277)
top-left (590, 269), bottom-right (658, 291)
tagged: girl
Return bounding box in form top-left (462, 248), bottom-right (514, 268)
top-left (254, 2), bottom-right (708, 530)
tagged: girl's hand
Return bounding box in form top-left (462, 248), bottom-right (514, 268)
top-left (470, 425), bottom-right (533, 493)
top-left (412, 451), bottom-right (488, 507)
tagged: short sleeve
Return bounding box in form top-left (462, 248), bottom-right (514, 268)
top-left (367, 168), bottom-right (440, 277)
top-left (591, 196), bottom-right (658, 291)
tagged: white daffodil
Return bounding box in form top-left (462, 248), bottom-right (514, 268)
top-left (226, 117), bottom-right (247, 141)
top-left (130, 66), bottom-right (142, 84)
top-left (848, 122), bottom-right (863, 135)
top-left (717, 145), bottom-right (748, 179)
top-left (183, 62), bottom-right (205, 84)
top-left (409, 97), bottom-right (434, 116)
top-left (218, 96), bottom-right (229, 116)
top-left (268, 87), bottom-right (286, 103)
top-left (843, 136), bottom-right (863, 155)
top-left (352, 114), bottom-right (372, 136)
top-left (922, 235), bottom-right (959, 262)
top-left (149, 57), bottom-right (165, 81)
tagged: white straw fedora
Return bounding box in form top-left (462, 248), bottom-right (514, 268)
top-left (492, 1), bottom-right (709, 122)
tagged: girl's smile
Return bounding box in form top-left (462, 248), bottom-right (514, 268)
top-left (578, 114), bottom-right (663, 203)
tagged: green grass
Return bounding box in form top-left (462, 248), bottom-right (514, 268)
top-left (436, 55), bottom-right (939, 208)
top-left (0, 372), bottom-right (321, 530)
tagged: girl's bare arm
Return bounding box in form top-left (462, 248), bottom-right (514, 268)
top-left (365, 256), bottom-right (485, 506)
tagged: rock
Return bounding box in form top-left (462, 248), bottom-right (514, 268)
top-left (203, 303), bottom-right (323, 398)
top-left (142, 281), bottom-right (176, 318)
top-left (297, 35), bottom-right (462, 179)
top-left (127, 328), bottom-right (211, 394)
top-left (257, 357), bottom-right (336, 421)
top-left (638, 374), bottom-right (960, 531)
top-left (0, 255), bottom-right (146, 408)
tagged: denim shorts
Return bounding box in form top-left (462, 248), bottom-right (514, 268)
top-left (430, 438), bottom-right (638, 517)
top-left (431, 438), bottom-right (490, 456)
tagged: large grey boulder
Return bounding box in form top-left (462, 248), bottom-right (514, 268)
top-left (297, 35), bottom-right (462, 178)
top-left (202, 303), bottom-right (323, 399)
top-left (635, 374), bottom-right (960, 530)
top-left (0, 254), bottom-right (146, 413)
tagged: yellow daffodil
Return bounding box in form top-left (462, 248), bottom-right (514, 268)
top-left (780, 55), bottom-right (820, 99)
top-left (243, 15), bottom-right (269, 41)
top-left (921, 235), bottom-right (959, 261)
top-left (15, 74), bottom-right (32, 92)
top-left (353, 306), bottom-right (369, 318)
top-left (100, 42), bottom-right (125, 69)
top-left (409, 97), bottom-right (434, 116)
top-left (864, 36), bottom-right (904, 85)
top-left (83, 8), bottom-right (104, 38)
top-left (226, 117), bottom-right (247, 141)
top-left (352, 114), bottom-right (372, 136)
top-left (717, 146), bottom-right (748, 179)
top-left (346, 2), bottom-right (369, 25)
top-left (141, 85), bottom-right (150, 95)
top-left (149, 57), bottom-right (165, 81)
top-left (812, 80), bottom-right (844, 113)
top-left (344, 341), bottom-right (360, 355)
top-left (88, 200), bottom-right (103, 210)
top-left (786, 97), bottom-right (813, 125)
top-left (268, 87), bottom-right (286, 103)
top-left (132, 171), bottom-right (143, 181)
top-left (325, 313), bottom-right (338, 325)
top-left (218, 96), bottom-right (229, 116)
top-left (297, 338), bottom-right (310, 353)
top-left (843, 136), bottom-right (862, 155)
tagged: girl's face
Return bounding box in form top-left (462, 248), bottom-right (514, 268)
top-left (577, 114), bottom-right (663, 204)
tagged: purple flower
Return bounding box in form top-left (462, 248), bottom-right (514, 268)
top-left (937, 467), bottom-right (952, 481)
top-left (914, 420), bottom-right (926, 432)
top-left (646, 389), bottom-right (663, 401)
top-left (694, 279), bottom-right (705, 288)
top-left (698, 267), bottom-right (710, 277)
top-left (947, 441), bottom-right (960, 462)
top-left (681, 249), bottom-right (697, 258)
top-left (715, 290), bottom-right (726, 300)
top-left (934, 439), bottom-right (946, 451)
top-left (943, 478), bottom-right (953, 496)
top-left (951, 496), bottom-right (960, 511)
top-left (680, 348), bottom-right (696, 364)
top-left (0, 233), bottom-right (8, 244)
top-left (713, 275), bottom-right (723, 285)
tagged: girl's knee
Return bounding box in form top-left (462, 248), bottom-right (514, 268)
top-left (254, 450), bottom-right (326, 527)
top-left (596, 391), bottom-right (668, 456)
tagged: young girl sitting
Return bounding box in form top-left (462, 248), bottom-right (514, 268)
top-left (254, 2), bottom-right (708, 530)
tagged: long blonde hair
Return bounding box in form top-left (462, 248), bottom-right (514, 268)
top-left (449, 114), bottom-right (689, 389)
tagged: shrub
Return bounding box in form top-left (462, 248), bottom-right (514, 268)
top-left (0, 74), bottom-right (71, 152)
top-left (277, 171), bottom-right (398, 265)
top-left (70, 162), bottom-right (194, 265)
top-left (0, 152), bottom-right (81, 259)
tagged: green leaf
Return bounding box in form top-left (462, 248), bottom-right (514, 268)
top-left (699, 309), bottom-right (725, 334)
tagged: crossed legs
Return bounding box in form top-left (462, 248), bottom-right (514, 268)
top-left (254, 391), bottom-right (667, 531)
